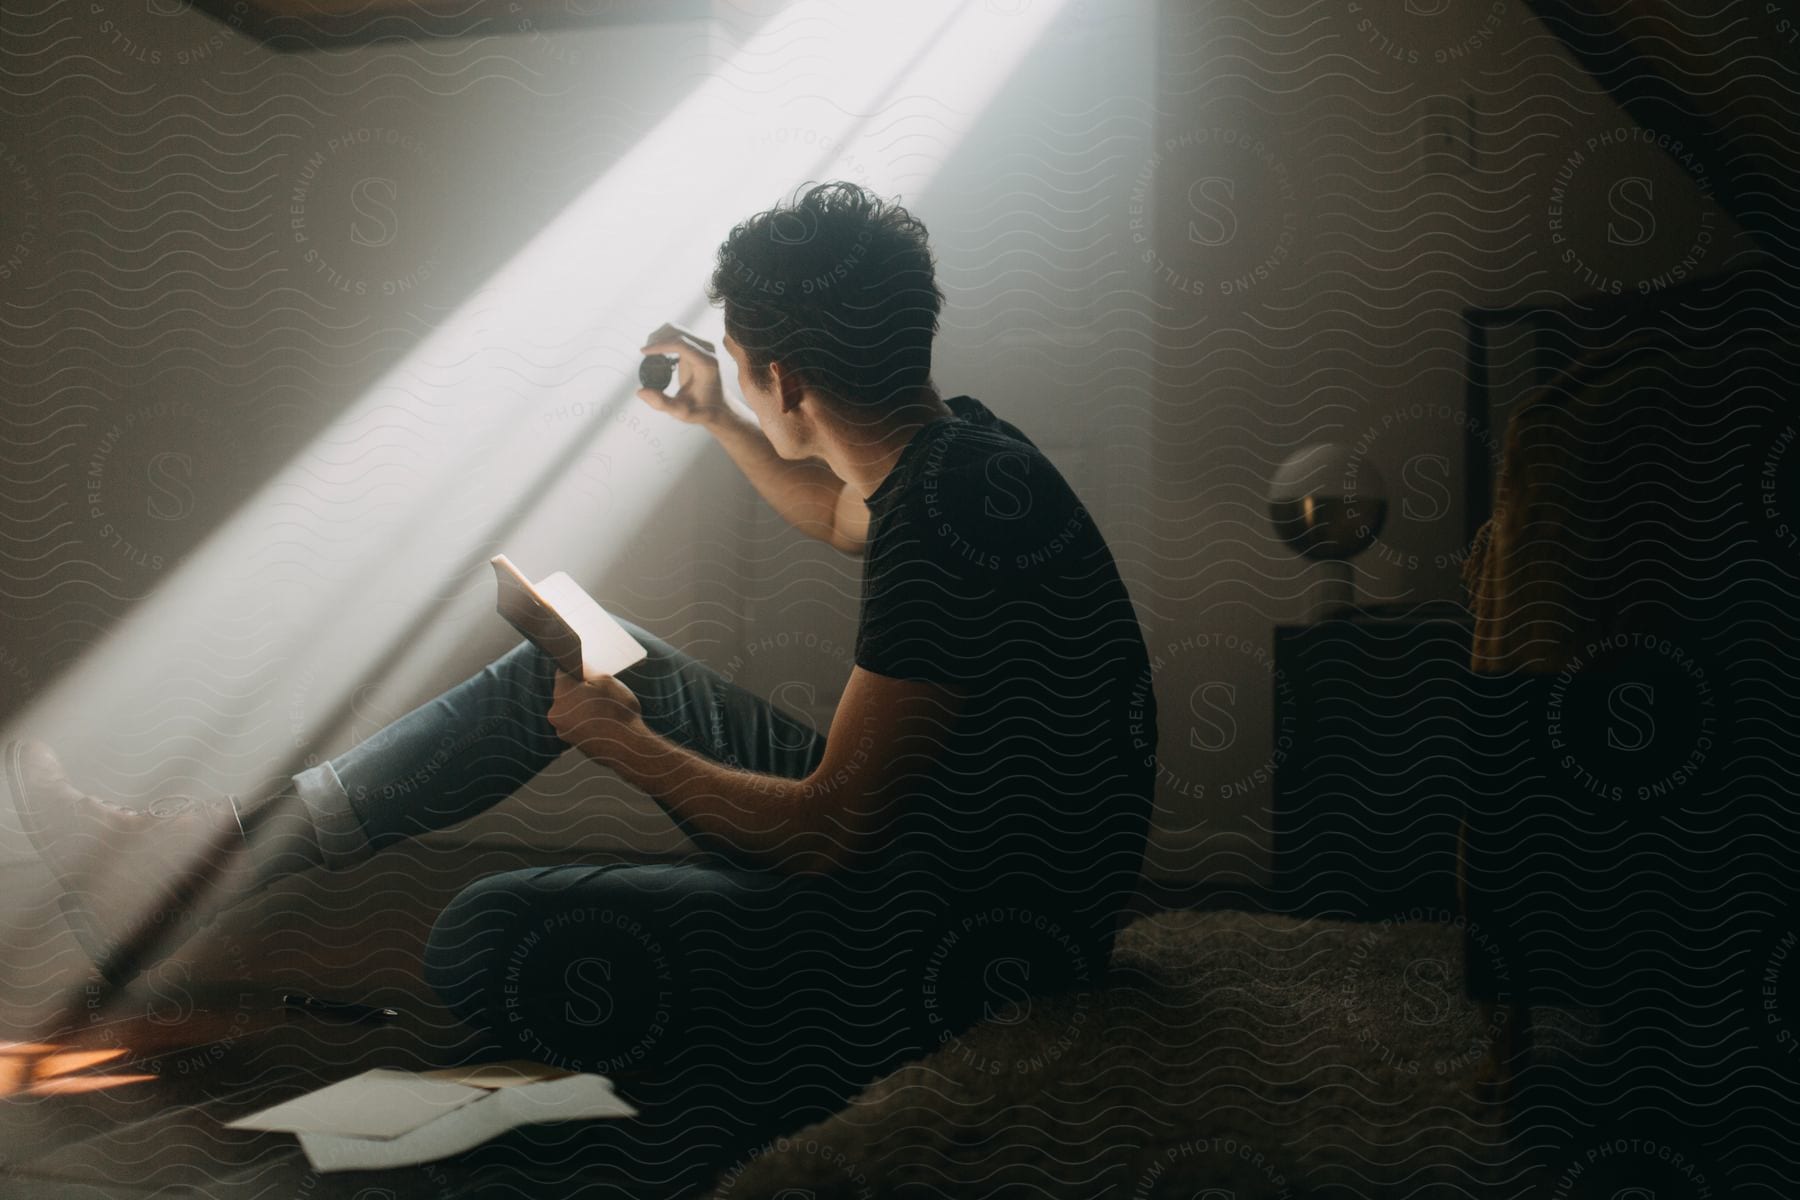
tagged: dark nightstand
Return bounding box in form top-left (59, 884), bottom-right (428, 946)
top-left (1270, 603), bottom-right (1476, 920)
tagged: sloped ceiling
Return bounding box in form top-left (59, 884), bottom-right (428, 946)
top-left (1524, 0), bottom-right (1800, 267)
top-left (190, 0), bottom-right (709, 50)
top-left (197, 0), bottom-right (1797, 260)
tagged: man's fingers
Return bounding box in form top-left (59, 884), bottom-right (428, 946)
top-left (640, 337), bottom-right (714, 362)
top-left (644, 320), bottom-right (714, 350)
top-left (640, 325), bottom-right (715, 356)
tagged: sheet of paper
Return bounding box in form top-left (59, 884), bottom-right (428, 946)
top-left (225, 1068), bottom-right (488, 1139)
top-left (296, 1074), bottom-right (638, 1172)
top-left (419, 1060), bottom-right (576, 1088)
top-left (488, 1072), bottom-right (635, 1124)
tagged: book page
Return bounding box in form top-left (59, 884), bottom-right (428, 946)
top-left (534, 572), bottom-right (648, 680)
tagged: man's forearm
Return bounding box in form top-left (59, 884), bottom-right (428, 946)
top-left (610, 720), bottom-right (839, 873)
top-left (705, 405), bottom-right (855, 548)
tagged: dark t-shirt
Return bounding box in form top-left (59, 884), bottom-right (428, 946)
top-left (853, 395), bottom-right (1157, 982)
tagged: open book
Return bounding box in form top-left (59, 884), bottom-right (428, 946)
top-left (490, 554), bottom-right (647, 682)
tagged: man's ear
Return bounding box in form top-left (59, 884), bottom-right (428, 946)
top-left (773, 360), bottom-right (807, 415)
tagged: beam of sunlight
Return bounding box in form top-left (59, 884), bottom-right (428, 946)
top-left (1, 1), bottom-right (1067, 822)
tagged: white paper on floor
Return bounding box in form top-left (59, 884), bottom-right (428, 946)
top-left (295, 1073), bottom-right (638, 1171)
top-left (224, 1068), bottom-right (489, 1139)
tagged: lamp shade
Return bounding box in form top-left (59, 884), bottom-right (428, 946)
top-left (1268, 444), bottom-right (1388, 562)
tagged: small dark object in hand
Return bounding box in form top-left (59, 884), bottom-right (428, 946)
top-left (638, 354), bottom-right (676, 392)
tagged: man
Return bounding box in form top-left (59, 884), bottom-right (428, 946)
top-left (10, 181), bottom-right (1156, 1118)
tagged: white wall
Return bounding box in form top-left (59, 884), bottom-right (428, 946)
top-left (0, 0), bottom-right (1164, 865)
top-left (0, 0), bottom-right (1753, 889)
top-left (0, 0), bottom-right (751, 858)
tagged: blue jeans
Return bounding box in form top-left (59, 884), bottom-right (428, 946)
top-left (286, 622), bottom-right (935, 1120)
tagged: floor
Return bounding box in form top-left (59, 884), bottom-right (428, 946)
top-left (4, 844), bottom-right (1784, 1198)
top-left (0, 835), bottom-right (1465, 1200)
top-left (0, 986), bottom-right (804, 1198)
top-left (0, 842), bottom-right (819, 1199)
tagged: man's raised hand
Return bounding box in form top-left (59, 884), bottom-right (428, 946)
top-left (638, 322), bottom-right (731, 427)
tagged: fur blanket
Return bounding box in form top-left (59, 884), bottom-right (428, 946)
top-left (710, 909), bottom-right (1523, 1198)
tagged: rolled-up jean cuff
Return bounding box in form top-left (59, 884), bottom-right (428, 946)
top-left (289, 759), bottom-right (377, 873)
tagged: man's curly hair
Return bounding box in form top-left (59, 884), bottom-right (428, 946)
top-left (707, 180), bottom-right (946, 410)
